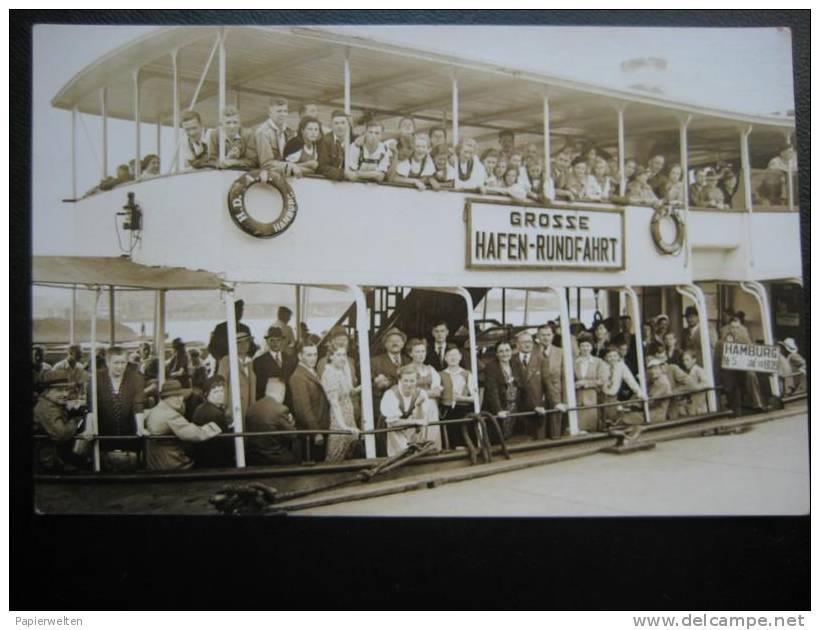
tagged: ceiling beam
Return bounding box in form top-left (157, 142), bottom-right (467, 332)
top-left (319, 66), bottom-right (437, 102)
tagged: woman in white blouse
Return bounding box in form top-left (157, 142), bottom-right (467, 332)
top-left (600, 345), bottom-right (644, 426)
top-left (586, 157), bottom-right (613, 202)
top-left (406, 338), bottom-right (443, 423)
top-left (681, 350), bottom-right (708, 416)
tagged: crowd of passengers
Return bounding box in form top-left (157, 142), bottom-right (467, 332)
top-left (33, 298), bottom-right (806, 474)
top-left (84, 98), bottom-right (794, 210)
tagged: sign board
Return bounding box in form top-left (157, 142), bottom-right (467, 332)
top-left (720, 342), bottom-right (780, 373)
top-left (465, 200), bottom-right (624, 270)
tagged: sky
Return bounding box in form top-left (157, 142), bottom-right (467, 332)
top-left (32, 23), bottom-right (795, 260)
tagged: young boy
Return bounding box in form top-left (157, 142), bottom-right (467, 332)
top-left (207, 105), bottom-right (259, 170)
top-left (391, 134), bottom-right (435, 191)
top-left (453, 137), bottom-right (487, 192)
top-left (255, 98), bottom-right (296, 175)
top-left (348, 121), bottom-right (391, 183)
top-left (428, 143), bottom-right (455, 190)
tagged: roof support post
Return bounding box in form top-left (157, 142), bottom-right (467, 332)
top-left (343, 47), bottom-right (351, 116)
top-left (523, 290), bottom-right (530, 325)
top-left (617, 105), bottom-right (627, 196)
top-left (70, 107), bottom-right (77, 198)
top-left (154, 290), bottom-right (166, 389)
top-left (69, 286), bottom-right (77, 345)
top-left (171, 49), bottom-right (180, 174)
top-left (451, 69), bottom-right (459, 147)
top-left (108, 286), bottom-right (116, 347)
top-left (739, 125), bottom-right (754, 268)
top-left (100, 87), bottom-right (108, 179)
top-left (542, 92), bottom-right (551, 180)
top-left (347, 285), bottom-right (376, 458)
top-left (679, 113), bottom-right (692, 267)
top-left (676, 284), bottom-right (717, 412)
top-left (739, 280), bottom-right (781, 398)
top-left (218, 28), bottom-right (227, 164)
top-left (155, 118), bottom-right (162, 160)
top-left (224, 287), bottom-right (247, 468)
top-left (550, 287), bottom-right (579, 435)
top-left (294, 285), bottom-right (302, 344)
top-left (89, 287), bottom-right (101, 472)
top-left (784, 131), bottom-right (794, 212)
top-left (623, 285), bottom-right (651, 424)
top-left (133, 70), bottom-right (141, 179)
top-left (454, 288), bottom-right (481, 415)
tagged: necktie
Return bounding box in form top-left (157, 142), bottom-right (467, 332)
top-left (523, 354), bottom-right (529, 367)
top-left (439, 347), bottom-right (445, 365)
top-left (393, 355), bottom-right (400, 367)
top-left (274, 353), bottom-right (281, 367)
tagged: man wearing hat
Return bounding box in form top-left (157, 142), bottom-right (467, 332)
top-left (701, 168), bottom-right (728, 210)
top-left (218, 330), bottom-right (257, 422)
top-left (371, 328), bottom-right (411, 456)
top-left (50, 344), bottom-right (88, 389)
top-left (253, 326), bottom-right (298, 402)
top-left (33, 370), bottom-right (80, 471)
top-left (207, 299), bottom-right (254, 367)
top-left (143, 379), bottom-right (223, 471)
top-left (651, 314), bottom-right (670, 350)
top-left (778, 338), bottom-right (806, 395)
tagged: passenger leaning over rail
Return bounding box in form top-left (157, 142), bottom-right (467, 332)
top-left (428, 144), bottom-right (455, 190)
top-left (645, 358), bottom-right (673, 423)
top-left (380, 365), bottom-right (441, 457)
top-left (244, 377), bottom-right (298, 466)
top-left (283, 116), bottom-right (321, 176)
top-left (347, 120), bottom-right (390, 184)
top-left (180, 109), bottom-right (209, 170)
top-left (661, 163), bottom-right (686, 207)
top-left (454, 138), bottom-right (487, 192)
top-left (777, 338), bottom-right (806, 396)
top-left (256, 98), bottom-right (296, 176)
top-left (647, 154), bottom-right (668, 198)
top-left (83, 346), bottom-right (145, 472)
top-left (207, 105), bottom-right (258, 171)
top-left (600, 345), bottom-right (643, 428)
top-left (626, 166), bottom-right (661, 206)
top-left (391, 133), bottom-right (435, 191)
top-left (144, 379), bottom-right (223, 471)
top-left (651, 346), bottom-right (696, 420)
top-left (316, 110), bottom-right (352, 181)
top-left (191, 375), bottom-right (235, 468)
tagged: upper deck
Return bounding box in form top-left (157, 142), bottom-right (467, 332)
top-left (50, 25), bottom-right (803, 288)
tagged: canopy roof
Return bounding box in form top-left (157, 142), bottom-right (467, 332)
top-left (33, 256), bottom-right (225, 290)
top-left (52, 26), bottom-right (795, 156)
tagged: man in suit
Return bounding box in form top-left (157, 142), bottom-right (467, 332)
top-left (536, 324), bottom-right (567, 439)
top-left (244, 377), bottom-right (298, 466)
top-left (510, 331), bottom-right (547, 438)
top-left (289, 339), bottom-right (331, 461)
top-left (208, 299), bottom-right (254, 367)
top-left (253, 326), bottom-right (298, 402)
top-left (255, 98), bottom-right (297, 176)
top-left (180, 109), bottom-right (210, 171)
top-left (218, 331), bottom-right (256, 424)
top-left (428, 320), bottom-right (451, 372)
top-left (207, 105), bottom-right (258, 170)
top-left (370, 328), bottom-right (411, 456)
top-left (317, 110), bottom-right (353, 181)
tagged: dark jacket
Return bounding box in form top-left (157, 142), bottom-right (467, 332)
top-left (370, 352), bottom-right (411, 394)
top-left (191, 401), bottom-right (235, 468)
top-left (89, 368), bottom-right (145, 440)
top-left (288, 364), bottom-right (330, 431)
top-left (510, 352), bottom-right (545, 411)
top-left (253, 351), bottom-right (298, 401)
top-left (207, 127), bottom-right (258, 170)
top-left (482, 358), bottom-right (522, 414)
top-left (244, 397), bottom-right (297, 466)
top-left (208, 320), bottom-right (253, 365)
top-left (317, 132), bottom-right (350, 181)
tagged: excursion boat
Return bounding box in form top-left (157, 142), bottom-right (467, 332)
top-left (34, 26), bottom-right (805, 514)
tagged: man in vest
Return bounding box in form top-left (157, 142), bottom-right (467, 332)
top-left (380, 365), bottom-right (440, 457)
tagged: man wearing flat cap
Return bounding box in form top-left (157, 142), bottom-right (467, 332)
top-left (144, 379), bottom-right (223, 471)
top-left (218, 330), bottom-right (257, 422)
top-left (371, 328), bottom-right (410, 455)
top-left (253, 326), bottom-right (298, 402)
top-left (207, 299), bottom-right (255, 367)
top-left (33, 370), bottom-right (81, 471)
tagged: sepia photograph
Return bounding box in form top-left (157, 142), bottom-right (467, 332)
top-left (27, 19), bottom-right (807, 523)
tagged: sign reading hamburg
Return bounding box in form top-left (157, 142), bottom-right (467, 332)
top-left (466, 200), bottom-right (625, 270)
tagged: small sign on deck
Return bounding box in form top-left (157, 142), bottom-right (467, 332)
top-left (720, 342), bottom-right (780, 373)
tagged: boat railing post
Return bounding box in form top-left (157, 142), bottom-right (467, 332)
top-left (676, 284), bottom-right (718, 412)
top-left (89, 287), bottom-right (102, 472)
top-left (347, 285), bottom-right (376, 458)
top-left (133, 69), bottom-right (141, 179)
top-left (155, 289), bottom-right (166, 389)
top-left (624, 285), bottom-right (651, 424)
top-left (451, 68), bottom-right (459, 148)
top-left (616, 104), bottom-right (627, 197)
top-left (100, 87), bottom-right (108, 180)
top-left (171, 48), bottom-right (179, 174)
top-left (739, 280), bottom-right (781, 398)
top-left (455, 288), bottom-right (481, 414)
top-left (551, 286), bottom-right (579, 435)
top-left (224, 287), bottom-right (246, 467)
top-left (71, 107), bottom-right (77, 199)
top-left (678, 113), bottom-right (692, 267)
top-left (218, 28), bottom-right (227, 165)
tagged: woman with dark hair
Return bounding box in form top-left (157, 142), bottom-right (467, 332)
top-left (482, 339), bottom-right (521, 438)
top-left (591, 320), bottom-right (610, 359)
top-left (166, 338), bottom-right (191, 388)
top-left (574, 332), bottom-right (607, 432)
top-left (284, 115), bottom-right (321, 174)
top-left (718, 169), bottom-right (739, 207)
top-left (662, 163), bottom-right (686, 207)
top-left (138, 154), bottom-right (160, 180)
top-left (191, 375), bottom-right (235, 468)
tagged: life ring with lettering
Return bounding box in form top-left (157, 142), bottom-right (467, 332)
top-left (650, 207), bottom-right (685, 255)
top-left (227, 171), bottom-right (298, 239)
